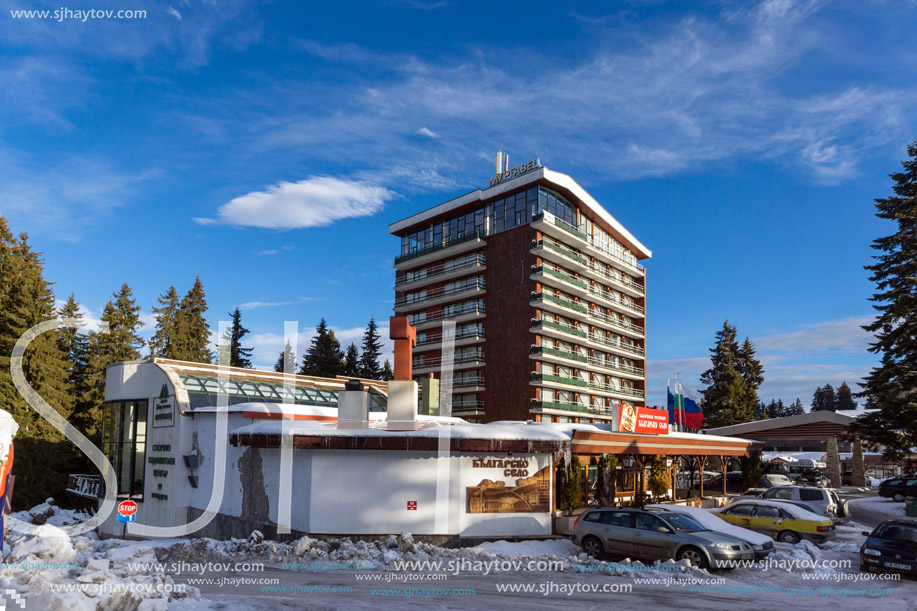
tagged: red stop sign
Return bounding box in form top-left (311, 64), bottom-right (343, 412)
top-left (118, 500), bottom-right (138, 517)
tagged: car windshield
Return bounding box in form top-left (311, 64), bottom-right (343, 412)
top-left (875, 523), bottom-right (917, 542)
top-left (660, 513), bottom-right (705, 533)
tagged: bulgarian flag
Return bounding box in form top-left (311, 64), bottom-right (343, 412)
top-left (667, 379), bottom-right (703, 429)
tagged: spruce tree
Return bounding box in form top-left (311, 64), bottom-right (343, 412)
top-left (174, 276), bottom-right (212, 363)
top-left (358, 316), bottom-right (384, 380)
top-left (149, 285), bottom-right (180, 358)
top-left (274, 340), bottom-right (296, 373)
top-left (811, 384), bottom-right (838, 412)
top-left (342, 343), bottom-right (361, 377)
top-left (789, 398), bottom-right (805, 415)
top-left (299, 319), bottom-right (344, 378)
top-left (836, 382), bottom-right (858, 411)
top-left (57, 294), bottom-right (89, 401)
top-left (224, 307), bottom-right (253, 368)
top-left (699, 321), bottom-right (748, 428)
top-left (382, 359), bottom-right (394, 381)
top-left (851, 141), bottom-right (917, 458)
top-left (737, 338), bottom-right (765, 419)
top-left (82, 284), bottom-right (145, 442)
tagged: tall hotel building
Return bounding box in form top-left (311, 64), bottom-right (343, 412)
top-left (389, 156), bottom-right (651, 424)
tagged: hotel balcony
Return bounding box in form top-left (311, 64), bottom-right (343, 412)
top-left (581, 262), bottom-right (645, 298)
top-left (529, 345), bottom-right (588, 369)
top-left (451, 376), bottom-right (485, 393)
top-left (412, 352), bottom-right (484, 375)
top-left (586, 378), bottom-right (645, 401)
top-left (530, 372), bottom-right (588, 390)
top-left (530, 344), bottom-right (643, 382)
top-left (529, 318), bottom-right (588, 343)
top-left (451, 400), bottom-right (485, 418)
top-left (534, 265), bottom-right (644, 320)
top-left (530, 292), bottom-right (587, 317)
top-left (410, 304), bottom-right (485, 331)
top-left (394, 278), bottom-right (486, 313)
top-left (531, 238), bottom-right (590, 270)
top-left (394, 253), bottom-right (486, 292)
top-left (587, 286), bottom-right (644, 319)
top-left (587, 307), bottom-right (645, 339)
top-left (585, 331), bottom-right (645, 359)
top-left (414, 328), bottom-right (485, 352)
top-left (531, 211), bottom-right (645, 277)
top-left (583, 353), bottom-right (644, 381)
top-left (529, 399), bottom-right (615, 419)
top-left (394, 232), bottom-right (486, 270)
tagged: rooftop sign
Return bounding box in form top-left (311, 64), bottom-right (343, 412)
top-left (489, 156), bottom-right (542, 188)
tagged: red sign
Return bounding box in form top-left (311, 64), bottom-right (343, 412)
top-left (617, 406), bottom-right (669, 435)
top-left (407, 501), bottom-right (417, 511)
top-left (118, 500), bottom-right (138, 517)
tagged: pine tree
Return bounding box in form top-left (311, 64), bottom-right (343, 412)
top-left (299, 319), bottom-right (344, 378)
top-left (737, 338), bottom-right (765, 419)
top-left (699, 321), bottom-right (748, 428)
top-left (788, 398), bottom-right (806, 415)
top-left (836, 382), bottom-right (858, 411)
top-left (82, 284), bottom-right (145, 441)
top-left (174, 276), bottom-right (212, 363)
top-left (811, 384), bottom-right (838, 412)
top-left (358, 316), bottom-right (384, 380)
top-left (342, 343), bottom-right (361, 377)
top-left (149, 285), bottom-right (180, 358)
top-left (851, 141), bottom-right (917, 458)
top-left (57, 294), bottom-right (89, 400)
top-left (274, 340), bottom-right (296, 373)
top-left (224, 307), bottom-right (253, 368)
top-left (382, 359), bottom-right (394, 381)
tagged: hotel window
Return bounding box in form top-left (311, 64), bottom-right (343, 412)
top-left (405, 267), bottom-right (427, 283)
top-left (405, 289), bottom-right (426, 304)
top-left (101, 400), bottom-right (148, 500)
top-left (408, 311), bottom-right (426, 325)
top-left (557, 391), bottom-right (572, 404)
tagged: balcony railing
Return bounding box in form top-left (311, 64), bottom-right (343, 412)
top-left (413, 352), bottom-right (484, 369)
top-left (530, 373), bottom-right (588, 388)
top-left (416, 329), bottom-right (485, 347)
top-left (530, 345), bottom-right (587, 363)
top-left (532, 265), bottom-right (588, 290)
top-left (396, 278), bottom-right (485, 307)
top-left (586, 234), bottom-right (644, 271)
top-left (587, 379), bottom-right (645, 398)
top-left (408, 304), bottom-right (485, 326)
top-left (530, 318), bottom-right (587, 338)
top-left (530, 400), bottom-right (614, 416)
top-left (531, 292), bottom-right (587, 314)
top-left (453, 376), bottom-right (485, 388)
top-left (589, 308), bottom-right (644, 335)
top-left (585, 354), bottom-right (644, 377)
top-left (452, 400), bottom-right (485, 412)
top-left (532, 211), bottom-right (588, 240)
top-left (588, 286), bottom-right (644, 315)
top-left (395, 253), bottom-right (486, 288)
top-left (587, 262), bottom-right (645, 295)
top-left (395, 231), bottom-right (485, 265)
top-left (532, 239), bottom-right (590, 266)
top-left (586, 332), bottom-right (645, 357)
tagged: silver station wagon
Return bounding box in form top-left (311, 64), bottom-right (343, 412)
top-left (571, 507), bottom-right (755, 570)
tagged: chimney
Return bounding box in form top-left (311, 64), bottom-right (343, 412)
top-left (387, 316), bottom-right (419, 430)
top-left (337, 379), bottom-right (369, 429)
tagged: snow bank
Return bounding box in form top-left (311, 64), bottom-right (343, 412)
top-left (471, 539), bottom-right (580, 558)
top-left (7, 524), bottom-right (76, 564)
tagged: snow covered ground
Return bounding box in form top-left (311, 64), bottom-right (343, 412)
top-left (849, 496), bottom-right (907, 520)
top-left (3, 501), bottom-right (917, 610)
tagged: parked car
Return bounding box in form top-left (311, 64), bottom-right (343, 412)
top-left (860, 519), bottom-right (917, 576)
top-left (571, 507), bottom-right (755, 570)
top-left (758, 486), bottom-right (849, 521)
top-left (762, 474), bottom-right (793, 487)
top-left (645, 504), bottom-right (775, 559)
top-left (878, 475), bottom-right (917, 503)
top-left (695, 472), bottom-right (787, 495)
top-left (796, 470), bottom-right (829, 488)
top-left (715, 499), bottom-right (836, 544)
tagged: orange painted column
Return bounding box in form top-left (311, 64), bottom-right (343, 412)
top-left (389, 316), bottom-right (417, 381)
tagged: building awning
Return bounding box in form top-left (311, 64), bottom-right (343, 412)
top-left (570, 430), bottom-right (760, 456)
top-left (706, 411), bottom-right (858, 441)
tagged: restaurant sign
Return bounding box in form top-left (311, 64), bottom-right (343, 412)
top-left (616, 405), bottom-right (669, 435)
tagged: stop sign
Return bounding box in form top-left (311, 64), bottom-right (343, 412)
top-left (117, 500), bottom-right (138, 523)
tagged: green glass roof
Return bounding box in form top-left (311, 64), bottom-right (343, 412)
top-left (178, 373), bottom-right (386, 412)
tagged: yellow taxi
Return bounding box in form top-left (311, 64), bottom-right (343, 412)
top-left (715, 499), bottom-right (836, 544)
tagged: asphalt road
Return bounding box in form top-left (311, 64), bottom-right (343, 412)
top-left (840, 489), bottom-right (889, 529)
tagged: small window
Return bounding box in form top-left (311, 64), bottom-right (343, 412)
top-left (906, 480), bottom-right (917, 487)
top-left (799, 489), bottom-right (823, 501)
top-left (635, 514), bottom-right (665, 531)
top-left (765, 488), bottom-right (793, 500)
top-left (582, 511), bottom-right (603, 523)
top-left (725, 504), bottom-right (754, 516)
top-left (604, 511), bottom-right (632, 527)
top-left (756, 505), bottom-right (781, 519)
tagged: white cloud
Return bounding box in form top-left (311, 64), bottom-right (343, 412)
top-left (238, 301), bottom-right (293, 310)
top-left (167, 7), bottom-right (182, 21)
top-left (256, 249), bottom-right (278, 256)
top-left (415, 127), bottom-right (438, 138)
top-left (197, 176), bottom-right (396, 229)
top-left (755, 316), bottom-right (875, 354)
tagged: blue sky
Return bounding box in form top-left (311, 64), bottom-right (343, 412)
top-left (1, 0), bottom-right (914, 410)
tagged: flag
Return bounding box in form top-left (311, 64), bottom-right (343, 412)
top-left (667, 381), bottom-right (703, 429)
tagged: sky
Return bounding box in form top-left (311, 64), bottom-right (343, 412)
top-left (1, 0), bottom-right (915, 410)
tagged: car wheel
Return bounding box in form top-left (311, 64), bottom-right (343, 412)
top-left (581, 536), bottom-right (605, 560)
top-left (778, 530), bottom-right (800, 544)
top-left (678, 546), bottom-right (709, 570)
top-left (894, 493), bottom-right (905, 502)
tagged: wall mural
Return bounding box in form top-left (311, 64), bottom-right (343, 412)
top-left (466, 465), bottom-right (551, 513)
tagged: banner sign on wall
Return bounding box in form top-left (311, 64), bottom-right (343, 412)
top-left (617, 405), bottom-right (670, 435)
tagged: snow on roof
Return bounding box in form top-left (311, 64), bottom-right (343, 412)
top-left (229, 420), bottom-right (574, 441)
top-left (761, 452), bottom-right (827, 463)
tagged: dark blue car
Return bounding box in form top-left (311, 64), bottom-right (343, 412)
top-left (860, 519), bottom-right (917, 576)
